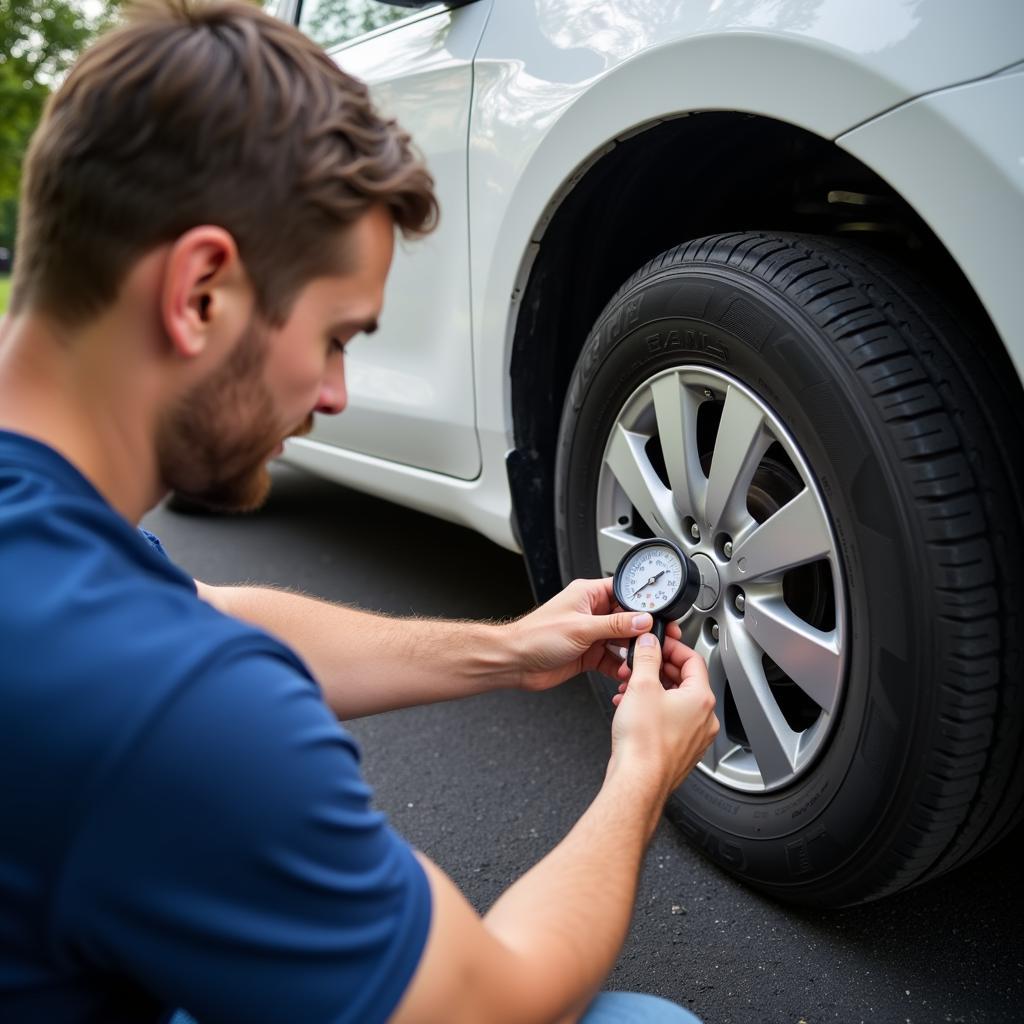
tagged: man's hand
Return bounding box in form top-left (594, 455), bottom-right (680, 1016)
top-left (610, 633), bottom-right (719, 795)
top-left (504, 578), bottom-right (684, 693)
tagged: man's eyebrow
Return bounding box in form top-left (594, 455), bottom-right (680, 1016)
top-left (334, 317), bottom-right (378, 336)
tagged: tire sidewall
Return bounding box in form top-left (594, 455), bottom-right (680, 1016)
top-left (555, 262), bottom-right (931, 900)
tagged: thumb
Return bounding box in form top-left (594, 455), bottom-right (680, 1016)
top-left (585, 609), bottom-right (653, 642)
top-left (628, 632), bottom-right (662, 686)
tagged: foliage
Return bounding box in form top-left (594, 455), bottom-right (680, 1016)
top-left (0, 0), bottom-right (113, 251)
top-left (299, 0), bottom-right (407, 51)
top-left (0, 0), bottom-right (404, 254)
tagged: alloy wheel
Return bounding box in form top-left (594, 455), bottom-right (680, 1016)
top-left (595, 366), bottom-right (847, 793)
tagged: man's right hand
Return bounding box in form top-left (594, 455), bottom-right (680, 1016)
top-left (610, 633), bottom-right (719, 797)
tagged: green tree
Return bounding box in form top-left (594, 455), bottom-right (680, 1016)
top-left (0, 0), bottom-right (111, 254)
top-left (299, 0), bottom-right (407, 51)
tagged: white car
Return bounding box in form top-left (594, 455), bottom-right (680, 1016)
top-left (273, 0), bottom-right (1024, 907)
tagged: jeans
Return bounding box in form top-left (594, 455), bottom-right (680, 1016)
top-left (580, 992), bottom-right (703, 1022)
top-left (170, 992), bottom-right (702, 1023)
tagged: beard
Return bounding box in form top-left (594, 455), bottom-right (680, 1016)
top-left (157, 314), bottom-right (306, 514)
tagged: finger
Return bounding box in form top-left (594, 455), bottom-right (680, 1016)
top-left (677, 648), bottom-right (710, 690)
top-left (662, 640), bottom-right (705, 678)
top-left (591, 648), bottom-right (628, 680)
top-left (582, 610), bottom-right (654, 644)
top-left (661, 635), bottom-right (693, 663)
top-left (666, 621), bottom-right (682, 640)
top-left (576, 577), bottom-right (616, 615)
top-left (626, 632), bottom-right (663, 689)
top-left (660, 662), bottom-right (682, 689)
top-left (661, 638), bottom-right (685, 673)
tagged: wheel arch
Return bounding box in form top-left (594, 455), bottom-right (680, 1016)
top-left (506, 111), bottom-right (1019, 602)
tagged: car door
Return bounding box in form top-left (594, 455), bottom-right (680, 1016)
top-left (292, 0), bottom-right (492, 480)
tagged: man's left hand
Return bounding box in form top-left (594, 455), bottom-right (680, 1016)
top-left (505, 578), bottom-right (683, 692)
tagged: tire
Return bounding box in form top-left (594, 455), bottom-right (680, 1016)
top-left (554, 231), bottom-right (1024, 907)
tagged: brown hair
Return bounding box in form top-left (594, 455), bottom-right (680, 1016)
top-left (11, 0), bottom-right (438, 326)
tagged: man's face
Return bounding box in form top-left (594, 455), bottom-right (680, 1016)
top-left (157, 205), bottom-right (394, 512)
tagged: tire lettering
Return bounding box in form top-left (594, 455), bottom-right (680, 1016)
top-left (676, 813), bottom-right (748, 869)
top-left (785, 826), bottom-right (828, 878)
top-left (646, 328), bottom-right (729, 362)
top-left (774, 779), bottom-right (830, 820)
top-left (609, 296), bottom-right (643, 339)
top-left (690, 785), bottom-right (740, 815)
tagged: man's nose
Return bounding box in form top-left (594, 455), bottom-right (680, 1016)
top-left (315, 359), bottom-right (347, 415)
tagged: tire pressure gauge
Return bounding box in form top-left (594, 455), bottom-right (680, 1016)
top-left (612, 538), bottom-right (701, 669)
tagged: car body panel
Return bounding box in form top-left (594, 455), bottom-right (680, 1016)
top-left (283, 0), bottom-right (1023, 557)
top-left (281, 432), bottom-right (520, 547)
top-left (300, 1), bottom-right (493, 480)
top-left (838, 66), bottom-right (1024, 382)
top-left (468, 0), bottom-right (1024, 470)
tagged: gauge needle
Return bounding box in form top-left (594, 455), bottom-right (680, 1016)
top-left (631, 570), bottom-right (665, 598)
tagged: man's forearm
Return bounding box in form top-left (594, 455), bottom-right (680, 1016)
top-left (199, 583), bottom-right (518, 718)
top-left (401, 758), bottom-right (671, 1024)
top-left (391, 632), bottom-right (718, 1024)
top-left (481, 757), bottom-right (670, 1021)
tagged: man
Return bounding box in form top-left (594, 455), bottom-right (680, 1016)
top-left (0, 2), bottom-right (719, 1022)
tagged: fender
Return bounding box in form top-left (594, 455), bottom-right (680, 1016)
top-left (469, 1), bottom-right (1024, 458)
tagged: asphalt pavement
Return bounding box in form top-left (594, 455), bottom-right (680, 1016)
top-left (143, 462), bottom-right (1023, 1024)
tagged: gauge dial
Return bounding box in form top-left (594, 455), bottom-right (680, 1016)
top-left (615, 542), bottom-right (685, 613)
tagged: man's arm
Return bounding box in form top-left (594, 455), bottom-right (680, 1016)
top-left (390, 634), bottom-right (719, 1024)
top-left (196, 578), bottom-right (672, 720)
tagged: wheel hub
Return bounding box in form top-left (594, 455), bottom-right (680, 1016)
top-left (691, 553), bottom-right (721, 612)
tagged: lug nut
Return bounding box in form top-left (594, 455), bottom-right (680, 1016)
top-left (711, 623), bottom-right (720, 641)
top-left (735, 592), bottom-right (746, 613)
top-left (723, 540), bottom-right (733, 559)
top-left (690, 523), bottom-right (701, 541)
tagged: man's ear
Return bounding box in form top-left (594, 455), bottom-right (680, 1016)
top-left (160, 226), bottom-right (253, 360)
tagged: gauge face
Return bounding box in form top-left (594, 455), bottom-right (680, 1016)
top-left (615, 542), bottom-right (685, 613)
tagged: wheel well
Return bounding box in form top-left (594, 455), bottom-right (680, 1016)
top-left (508, 111), bottom-right (1012, 601)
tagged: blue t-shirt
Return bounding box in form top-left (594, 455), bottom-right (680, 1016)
top-left (0, 431), bottom-right (430, 1024)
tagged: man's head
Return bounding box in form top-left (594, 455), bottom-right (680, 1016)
top-left (156, 206), bottom-right (396, 512)
top-left (12, 0), bottom-right (436, 328)
top-left (10, 0), bottom-right (437, 511)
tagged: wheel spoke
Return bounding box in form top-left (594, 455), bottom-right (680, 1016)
top-left (698, 642), bottom-right (740, 773)
top-left (604, 423), bottom-right (684, 541)
top-left (720, 623), bottom-right (799, 787)
top-left (680, 612), bottom-right (703, 650)
top-left (597, 525), bottom-right (636, 576)
top-left (704, 384), bottom-right (771, 536)
top-left (744, 596), bottom-right (841, 714)
top-left (650, 373), bottom-right (706, 521)
top-left (731, 488), bottom-right (832, 581)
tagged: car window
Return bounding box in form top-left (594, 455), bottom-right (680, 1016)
top-left (297, 0), bottom-right (441, 50)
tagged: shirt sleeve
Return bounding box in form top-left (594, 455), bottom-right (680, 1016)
top-left (137, 527), bottom-right (171, 560)
top-left (51, 642), bottom-right (431, 1024)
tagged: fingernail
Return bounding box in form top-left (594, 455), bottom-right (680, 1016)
top-left (638, 633), bottom-right (657, 647)
top-left (632, 614), bottom-right (651, 631)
